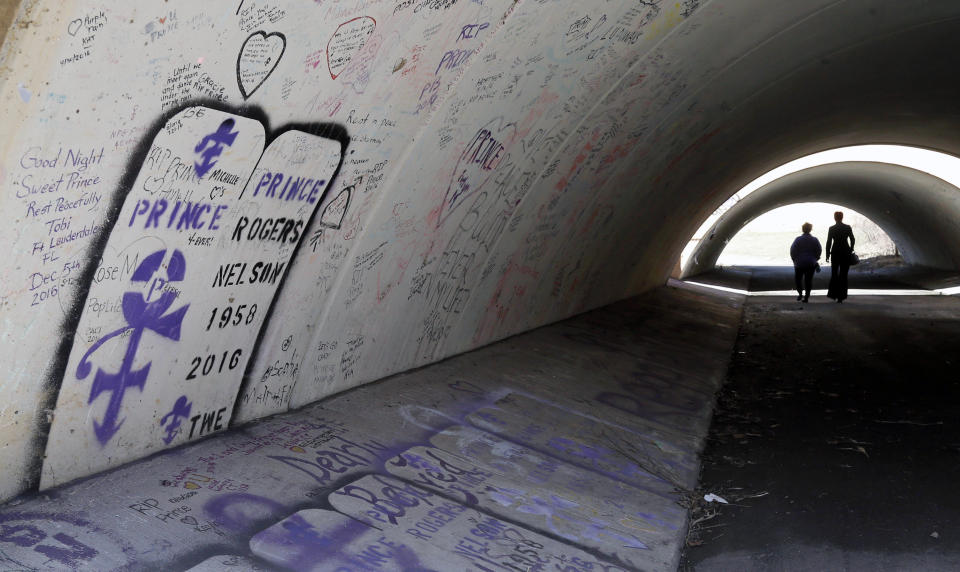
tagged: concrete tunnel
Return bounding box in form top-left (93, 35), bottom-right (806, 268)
top-left (682, 160), bottom-right (960, 278)
top-left (0, 0), bottom-right (959, 569)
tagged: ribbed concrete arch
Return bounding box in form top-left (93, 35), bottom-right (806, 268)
top-left (632, 8), bottom-right (960, 296)
top-left (8, 0), bottom-right (960, 567)
top-left (682, 162), bottom-right (960, 277)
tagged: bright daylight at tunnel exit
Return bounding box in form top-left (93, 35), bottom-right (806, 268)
top-left (0, 1), bottom-right (959, 571)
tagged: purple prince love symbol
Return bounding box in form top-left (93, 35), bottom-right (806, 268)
top-left (77, 249), bottom-right (189, 445)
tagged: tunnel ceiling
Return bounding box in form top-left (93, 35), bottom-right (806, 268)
top-left (2, 0), bottom-right (960, 497)
top-left (682, 161), bottom-right (960, 277)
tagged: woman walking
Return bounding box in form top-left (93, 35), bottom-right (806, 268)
top-left (826, 211), bottom-right (856, 303)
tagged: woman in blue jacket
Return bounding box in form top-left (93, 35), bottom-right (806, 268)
top-left (790, 222), bottom-right (822, 303)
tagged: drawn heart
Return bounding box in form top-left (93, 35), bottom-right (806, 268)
top-left (327, 16), bottom-right (376, 80)
top-left (237, 31), bottom-right (286, 99)
top-left (143, 176), bottom-right (165, 194)
top-left (68, 19), bottom-right (83, 37)
top-left (319, 186), bottom-right (351, 229)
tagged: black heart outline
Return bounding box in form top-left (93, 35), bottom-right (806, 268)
top-left (326, 16), bottom-right (377, 80)
top-left (68, 19), bottom-right (83, 37)
top-left (236, 30), bottom-right (287, 100)
top-left (319, 181), bottom-right (355, 229)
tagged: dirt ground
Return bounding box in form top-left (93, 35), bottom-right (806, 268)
top-left (681, 290), bottom-right (960, 571)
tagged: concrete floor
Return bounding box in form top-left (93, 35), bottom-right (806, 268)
top-left (684, 291), bottom-right (960, 571)
top-left (0, 281), bottom-right (743, 571)
top-left (689, 259), bottom-right (960, 294)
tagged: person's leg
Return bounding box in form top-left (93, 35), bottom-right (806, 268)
top-left (838, 260), bottom-right (850, 301)
top-left (794, 267), bottom-right (803, 300)
top-left (802, 268), bottom-right (813, 302)
top-left (828, 258), bottom-right (840, 299)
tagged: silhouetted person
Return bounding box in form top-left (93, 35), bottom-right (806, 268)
top-left (826, 211), bottom-right (855, 302)
top-left (790, 222), bottom-right (822, 302)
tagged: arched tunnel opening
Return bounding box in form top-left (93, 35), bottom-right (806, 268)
top-left (683, 145), bottom-right (960, 276)
top-left (1, 1), bottom-right (960, 570)
top-left (675, 152), bottom-right (960, 567)
top-left (716, 203), bottom-right (897, 267)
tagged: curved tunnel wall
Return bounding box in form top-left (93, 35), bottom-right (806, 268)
top-left (682, 162), bottom-right (960, 277)
top-left (2, 1), bottom-right (960, 499)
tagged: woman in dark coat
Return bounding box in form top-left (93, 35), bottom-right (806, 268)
top-left (826, 211), bottom-right (855, 303)
top-left (790, 222), bottom-right (822, 303)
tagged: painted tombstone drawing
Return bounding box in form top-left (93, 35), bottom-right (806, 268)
top-left (41, 107), bottom-right (342, 488)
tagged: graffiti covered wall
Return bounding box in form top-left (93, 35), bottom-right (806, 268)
top-left (1, 0), bottom-right (862, 498)
top-left (0, 283), bottom-right (744, 570)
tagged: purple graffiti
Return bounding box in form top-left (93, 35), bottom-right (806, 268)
top-left (0, 524), bottom-right (96, 567)
top-left (160, 395), bottom-right (193, 445)
top-left (547, 437), bottom-right (610, 465)
top-left (253, 511), bottom-right (440, 571)
top-left (78, 249), bottom-right (189, 445)
top-left (194, 118), bottom-right (239, 178)
top-left (204, 493), bottom-right (286, 533)
top-left (280, 514), bottom-right (329, 547)
top-left (0, 511), bottom-right (132, 569)
top-left (266, 434), bottom-right (391, 485)
top-left (256, 514), bottom-right (356, 569)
